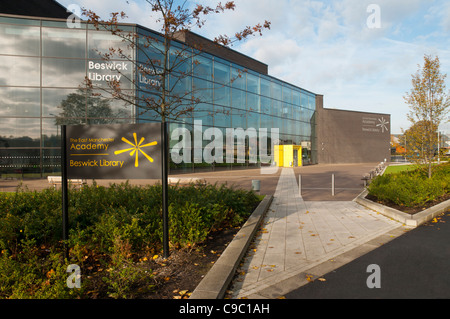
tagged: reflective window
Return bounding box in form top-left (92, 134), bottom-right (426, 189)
top-left (0, 24), bottom-right (40, 56)
top-left (194, 103), bottom-right (214, 128)
top-left (271, 100), bottom-right (282, 116)
top-left (214, 106), bottom-right (231, 128)
top-left (293, 106), bottom-right (301, 121)
top-left (193, 55), bottom-right (212, 81)
top-left (213, 61), bottom-right (230, 85)
top-left (138, 36), bottom-right (164, 67)
top-left (260, 114), bottom-right (272, 129)
top-left (169, 42), bottom-right (192, 75)
top-left (42, 118), bottom-right (61, 148)
top-left (231, 88), bottom-right (245, 110)
top-left (47, 88), bottom-right (87, 120)
top-left (192, 77), bottom-right (212, 103)
top-left (283, 87), bottom-right (292, 104)
top-left (42, 149), bottom-right (62, 174)
top-left (301, 93), bottom-right (308, 109)
top-left (88, 30), bottom-right (132, 60)
top-left (43, 88), bottom-right (81, 117)
top-left (0, 87), bottom-right (40, 117)
top-left (88, 90), bottom-right (134, 119)
top-left (261, 96), bottom-right (271, 115)
top-left (247, 73), bottom-right (260, 94)
top-left (214, 84), bottom-right (230, 107)
top-left (0, 149), bottom-right (41, 174)
top-left (308, 95), bottom-right (316, 110)
top-left (231, 68), bottom-right (246, 90)
top-left (169, 74), bottom-right (192, 102)
top-left (0, 16), bottom-right (40, 26)
top-left (260, 78), bottom-right (271, 97)
top-left (42, 58), bottom-right (86, 87)
top-left (0, 118), bottom-right (40, 148)
top-left (247, 93), bottom-right (260, 112)
top-left (293, 90), bottom-right (301, 106)
top-left (247, 111), bottom-right (259, 129)
top-left (0, 56), bottom-right (40, 86)
top-left (42, 27), bottom-right (86, 58)
top-left (271, 82), bottom-right (282, 101)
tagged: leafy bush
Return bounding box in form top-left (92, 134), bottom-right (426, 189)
top-left (368, 163), bottom-right (450, 207)
top-left (0, 181), bottom-right (260, 298)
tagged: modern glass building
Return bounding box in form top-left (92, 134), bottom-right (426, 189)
top-left (0, 0), bottom-right (392, 178)
top-left (0, 6), bottom-right (318, 177)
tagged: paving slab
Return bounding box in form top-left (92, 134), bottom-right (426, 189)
top-left (228, 168), bottom-right (407, 299)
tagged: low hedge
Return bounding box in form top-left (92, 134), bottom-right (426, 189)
top-left (0, 182), bottom-right (260, 299)
top-left (367, 163), bottom-right (450, 208)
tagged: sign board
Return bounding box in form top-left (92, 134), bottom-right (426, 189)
top-left (66, 123), bottom-right (162, 179)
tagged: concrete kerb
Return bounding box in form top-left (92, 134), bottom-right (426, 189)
top-left (189, 195), bottom-right (273, 299)
top-left (354, 189), bottom-right (450, 228)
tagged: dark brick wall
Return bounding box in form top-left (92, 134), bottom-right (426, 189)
top-left (316, 97), bottom-right (391, 164)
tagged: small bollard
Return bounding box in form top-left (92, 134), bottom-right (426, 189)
top-left (252, 180), bottom-right (260, 193)
top-left (332, 174), bottom-right (335, 196)
top-left (298, 174), bottom-right (302, 196)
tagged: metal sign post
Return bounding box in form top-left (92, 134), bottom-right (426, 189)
top-left (61, 125), bottom-right (69, 259)
top-left (161, 121), bottom-right (169, 259)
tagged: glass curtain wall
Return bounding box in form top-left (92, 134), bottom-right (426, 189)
top-left (0, 16), bottom-right (134, 177)
top-left (135, 25), bottom-right (317, 172)
top-left (0, 15), bottom-right (316, 177)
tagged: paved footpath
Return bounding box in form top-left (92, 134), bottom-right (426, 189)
top-left (229, 168), bottom-right (408, 299)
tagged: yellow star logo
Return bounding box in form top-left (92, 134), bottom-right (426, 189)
top-left (114, 133), bottom-right (158, 167)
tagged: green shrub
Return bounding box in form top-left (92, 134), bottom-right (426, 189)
top-left (368, 163), bottom-right (450, 207)
top-left (0, 181), bottom-right (260, 299)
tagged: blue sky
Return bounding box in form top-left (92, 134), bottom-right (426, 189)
top-left (58, 0), bottom-right (450, 134)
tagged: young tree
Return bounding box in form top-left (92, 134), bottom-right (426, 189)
top-left (403, 54), bottom-right (450, 178)
top-left (82, 1), bottom-right (271, 124)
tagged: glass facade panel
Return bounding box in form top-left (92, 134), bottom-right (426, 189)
top-left (231, 68), bottom-right (246, 90)
top-left (214, 84), bottom-right (230, 107)
top-left (0, 118), bottom-right (40, 148)
top-left (192, 77), bottom-right (212, 102)
top-left (0, 56), bottom-right (40, 86)
top-left (194, 103), bottom-right (214, 128)
top-left (42, 118), bottom-right (60, 148)
top-left (247, 92), bottom-right (260, 113)
top-left (213, 61), bottom-right (230, 84)
top-left (193, 55), bottom-right (212, 81)
top-left (214, 106), bottom-right (231, 128)
top-left (0, 87), bottom-right (40, 117)
top-left (231, 88), bottom-right (245, 110)
top-left (42, 58), bottom-right (86, 87)
top-left (43, 88), bottom-right (80, 117)
top-left (88, 30), bottom-right (131, 60)
top-left (0, 24), bottom-right (40, 56)
top-left (42, 27), bottom-right (86, 58)
top-left (0, 149), bottom-right (41, 175)
top-left (247, 72), bottom-right (260, 94)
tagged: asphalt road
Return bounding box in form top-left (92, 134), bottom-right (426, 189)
top-left (286, 211), bottom-right (450, 299)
